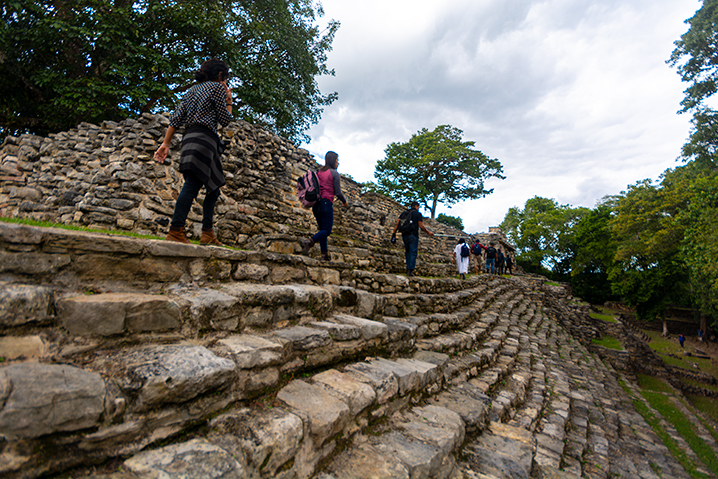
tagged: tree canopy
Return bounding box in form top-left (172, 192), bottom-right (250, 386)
top-left (436, 213), bottom-right (464, 231)
top-left (0, 0), bottom-right (338, 143)
top-left (500, 196), bottom-right (588, 277)
top-left (367, 125), bottom-right (504, 218)
top-left (669, 0), bottom-right (718, 168)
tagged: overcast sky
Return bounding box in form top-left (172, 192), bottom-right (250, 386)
top-left (301, 0), bottom-right (700, 234)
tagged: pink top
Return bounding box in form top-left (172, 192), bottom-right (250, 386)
top-left (316, 168), bottom-right (347, 203)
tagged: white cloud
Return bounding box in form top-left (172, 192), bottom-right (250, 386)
top-left (303, 0), bottom-right (698, 233)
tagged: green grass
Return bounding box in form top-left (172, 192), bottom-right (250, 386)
top-left (589, 312), bottom-right (618, 323)
top-left (642, 330), bottom-right (718, 380)
top-left (591, 335), bottom-right (623, 350)
top-left (632, 373), bottom-right (718, 477)
top-left (685, 394), bottom-right (718, 439)
top-left (620, 378), bottom-right (712, 479)
top-left (1, 216), bottom-right (165, 240)
top-left (0, 216), bottom-right (246, 250)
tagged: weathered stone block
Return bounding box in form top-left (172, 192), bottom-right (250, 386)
top-left (0, 363), bottom-right (106, 439)
top-left (57, 293), bottom-right (181, 336)
top-left (0, 282), bottom-right (54, 326)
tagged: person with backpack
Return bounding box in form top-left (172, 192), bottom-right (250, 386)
top-left (496, 248), bottom-right (505, 275)
top-left (485, 242), bottom-right (498, 274)
top-left (300, 151), bottom-right (348, 261)
top-left (453, 238), bottom-right (471, 280)
top-left (472, 240), bottom-right (485, 275)
top-left (391, 201), bottom-right (434, 277)
top-left (154, 58), bottom-right (233, 246)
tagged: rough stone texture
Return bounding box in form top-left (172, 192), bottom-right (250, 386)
top-left (57, 293), bottom-right (181, 336)
top-left (311, 369), bottom-right (376, 415)
top-left (113, 345), bottom-right (236, 411)
top-left (0, 363), bottom-right (106, 439)
top-left (208, 408), bottom-right (304, 477)
top-left (217, 334), bottom-right (284, 369)
top-left (276, 379), bottom-right (351, 446)
top-left (123, 438), bottom-right (246, 478)
top-left (0, 282), bottom-right (54, 326)
top-left (325, 443), bottom-right (410, 479)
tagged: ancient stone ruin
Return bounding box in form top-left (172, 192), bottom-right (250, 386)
top-left (0, 117), bottom-right (715, 479)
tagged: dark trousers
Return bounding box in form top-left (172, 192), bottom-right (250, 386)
top-left (402, 234), bottom-right (419, 271)
top-left (171, 172), bottom-right (221, 230)
top-left (311, 199), bottom-right (334, 253)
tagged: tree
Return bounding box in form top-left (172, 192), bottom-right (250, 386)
top-left (369, 125), bottom-right (504, 218)
top-left (608, 171), bottom-right (692, 322)
top-left (0, 0), bottom-right (338, 143)
top-left (569, 201), bottom-right (618, 304)
top-left (500, 196), bottom-right (587, 278)
top-left (669, 0), bottom-right (718, 169)
top-left (680, 170), bottom-right (718, 330)
top-left (436, 213), bottom-right (464, 231)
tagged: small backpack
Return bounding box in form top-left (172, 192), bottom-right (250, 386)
top-left (472, 243), bottom-right (482, 255)
top-left (297, 170), bottom-right (320, 209)
top-left (460, 243), bottom-right (470, 258)
top-left (397, 210), bottom-right (414, 234)
top-left (486, 246), bottom-right (497, 259)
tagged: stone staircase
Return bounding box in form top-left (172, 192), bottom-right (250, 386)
top-left (1, 222), bottom-right (715, 479)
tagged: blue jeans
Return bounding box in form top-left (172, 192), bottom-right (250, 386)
top-left (402, 234), bottom-right (419, 271)
top-left (486, 258), bottom-right (495, 274)
top-left (171, 172), bottom-right (221, 230)
top-left (311, 199), bottom-right (334, 253)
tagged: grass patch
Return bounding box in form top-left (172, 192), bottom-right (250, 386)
top-left (685, 395), bottom-right (718, 440)
top-left (589, 312), bottom-right (617, 323)
top-left (591, 335), bottom-right (623, 351)
top-left (643, 330), bottom-right (718, 380)
top-left (643, 390), bottom-right (718, 477)
top-left (636, 372), bottom-right (674, 393)
top-left (0, 216), bottom-right (246, 250)
top-left (1, 216), bottom-right (165, 240)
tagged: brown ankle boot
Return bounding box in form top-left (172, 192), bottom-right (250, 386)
top-left (301, 238), bottom-right (315, 255)
top-left (200, 228), bottom-right (223, 246)
top-left (166, 226), bottom-right (189, 244)
top-left (321, 251), bottom-right (331, 261)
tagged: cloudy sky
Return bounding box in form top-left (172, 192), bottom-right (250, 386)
top-left (300, 0), bottom-right (700, 234)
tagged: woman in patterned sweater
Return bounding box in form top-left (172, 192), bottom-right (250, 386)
top-left (154, 58), bottom-right (233, 246)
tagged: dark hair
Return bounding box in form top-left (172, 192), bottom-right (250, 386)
top-left (195, 58), bottom-right (229, 82)
top-left (411, 201), bottom-right (420, 209)
top-left (322, 151), bottom-right (338, 171)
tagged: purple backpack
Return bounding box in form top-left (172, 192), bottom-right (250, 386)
top-left (297, 170), bottom-right (320, 208)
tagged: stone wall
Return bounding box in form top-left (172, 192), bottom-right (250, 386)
top-left (0, 114), bottom-right (514, 276)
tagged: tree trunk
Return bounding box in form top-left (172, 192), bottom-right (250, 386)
top-left (662, 320), bottom-right (669, 337)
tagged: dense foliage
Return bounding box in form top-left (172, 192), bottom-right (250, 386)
top-left (436, 213), bottom-right (464, 231)
top-left (367, 125), bottom-right (504, 218)
top-left (0, 0), bottom-right (338, 143)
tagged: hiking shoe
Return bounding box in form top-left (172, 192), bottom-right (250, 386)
top-left (200, 228), bottom-right (223, 246)
top-left (166, 226), bottom-right (189, 244)
top-left (301, 238), bottom-right (315, 255)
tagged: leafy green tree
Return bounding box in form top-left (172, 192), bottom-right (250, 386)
top-left (569, 201), bottom-right (618, 304)
top-left (680, 170), bottom-right (718, 328)
top-left (669, 0), bottom-right (718, 169)
top-left (0, 0), bottom-right (338, 143)
top-left (500, 196), bottom-right (587, 278)
top-left (608, 171), bottom-right (692, 321)
top-left (369, 125), bottom-right (504, 218)
top-left (436, 213), bottom-right (464, 231)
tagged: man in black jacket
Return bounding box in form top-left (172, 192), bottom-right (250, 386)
top-left (391, 202), bottom-right (434, 277)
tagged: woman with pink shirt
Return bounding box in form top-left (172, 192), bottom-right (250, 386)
top-left (301, 151), bottom-right (348, 261)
